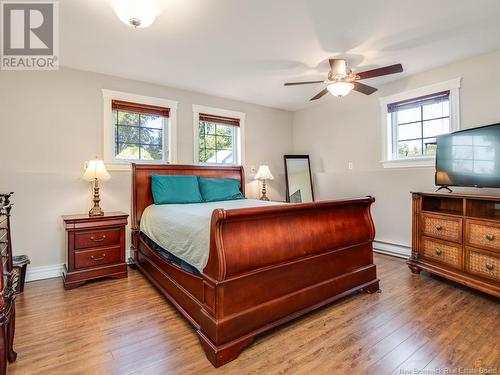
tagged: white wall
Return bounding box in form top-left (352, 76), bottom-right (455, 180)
top-left (292, 49), bottom-right (500, 255)
top-left (0, 67), bottom-right (292, 274)
top-left (3, 49), bottom-right (500, 275)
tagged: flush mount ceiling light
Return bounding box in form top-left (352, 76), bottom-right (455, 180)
top-left (111, 0), bottom-right (158, 28)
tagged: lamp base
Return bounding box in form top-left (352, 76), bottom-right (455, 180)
top-left (89, 179), bottom-right (104, 217)
top-left (259, 180), bottom-right (269, 201)
top-left (89, 206), bottom-right (104, 217)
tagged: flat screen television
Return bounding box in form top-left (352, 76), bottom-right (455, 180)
top-left (435, 123), bottom-right (500, 189)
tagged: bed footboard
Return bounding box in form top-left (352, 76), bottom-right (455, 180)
top-left (198, 196), bottom-right (379, 367)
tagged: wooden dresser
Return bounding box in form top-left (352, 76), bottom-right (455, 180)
top-left (408, 192), bottom-right (500, 297)
top-left (62, 212), bottom-right (128, 289)
top-left (0, 193), bottom-right (17, 374)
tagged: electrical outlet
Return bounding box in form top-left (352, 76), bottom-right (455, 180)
top-left (348, 162), bottom-right (353, 170)
top-left (250, 166), bottom-right (256, 173)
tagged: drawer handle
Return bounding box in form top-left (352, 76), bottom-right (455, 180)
top-left (485, 262), bottom-right (494, 271)
top-left (435, 224), bottom-right (443, 231)
top-left (90, 235), bottom-right (107, 242)
top-left (485, 234), bottom-right (495, 242)
top-left (435, 249), bottom-right (443, 256)
top-left (90, 253), bottom-right (106, 261)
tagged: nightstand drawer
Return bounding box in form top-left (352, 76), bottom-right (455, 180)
top-left (75, 228), bottom-right (120, 250)
top-left (74, 246), bottom-right (121, 269)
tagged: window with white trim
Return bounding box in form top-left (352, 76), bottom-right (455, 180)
top-left (102, 90), bottom-right (177, 169)
top-left (193, 105), bottom-right (245, 165)
top-left (389, 91), bottom-right (450, 159)
top-left (112, 100), bottom-right (169, 162)
top-left (380, 78), bottom-right (461, 168)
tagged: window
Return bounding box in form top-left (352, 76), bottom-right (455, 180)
top-left (198, 114), bottom-right (238, 164)
top-left (103, 90), bottom-right (177, 169)
top-left (389, 91), bottom-right (450, 159)
top-left (112, 100), bottom-right (169, 162)
top-left (193, 105), bottom-right (245, 165)
top-left (380, 78), bottom-right (461, 168)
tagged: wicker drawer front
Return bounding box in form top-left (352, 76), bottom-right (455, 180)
top-left (467, 248), bottom-right (499, 281)
top-left (422, 214), bottom-right (461, 243)
top-left (75, 228), bottom-right (120, 250)
top-left (466, 220), bottom-right (500, 252)
top-left (421, 237), bottom-right (461, 268)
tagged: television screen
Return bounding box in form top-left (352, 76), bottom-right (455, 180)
top-left (435, 124), bottom-right (500, 188)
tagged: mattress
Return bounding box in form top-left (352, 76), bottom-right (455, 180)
top-left (140, 199), bottom-right (283, 273)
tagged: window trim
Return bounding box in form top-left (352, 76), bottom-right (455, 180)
top-left (379, 78), bottom-right (461, 169)
top-left (103, 89), bottom-right (178, 170)
top-left (192, 104), bottom-right (245, 166)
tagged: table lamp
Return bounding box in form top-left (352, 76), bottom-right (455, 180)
top-left (82, 158), bottom-right (111, 216)
top-left (255, 165), bottom-right (274, 201)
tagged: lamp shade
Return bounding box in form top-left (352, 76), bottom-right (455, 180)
top-left (82, 159), bottom-right (111, 181)
top-left (327, 81), bottom-right (354, 97)
top-left (254, 165), bottom-right (274, 180)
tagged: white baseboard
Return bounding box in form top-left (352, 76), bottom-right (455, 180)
top-left (26, 263), bottom-right (64, 282)
top-left (373, 240), bottom-right (411, 259)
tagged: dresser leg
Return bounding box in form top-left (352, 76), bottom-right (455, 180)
top-left (7, 303), bottom-right (17, 363)
top-left (408, 264), bottom-right (422, 274)
top-left (63, 280), bottom-right (86, 290)
top-left (110, 271), bottom-right (128, 279)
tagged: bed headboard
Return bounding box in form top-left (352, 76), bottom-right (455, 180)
top-left (131, 163), bottom-right (245, 229)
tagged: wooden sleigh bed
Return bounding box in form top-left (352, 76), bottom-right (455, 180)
top-left (131, 163), bottom-right (379, 367)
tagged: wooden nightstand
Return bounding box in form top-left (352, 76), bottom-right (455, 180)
top-left (62, 212), bottom-right (128, 289)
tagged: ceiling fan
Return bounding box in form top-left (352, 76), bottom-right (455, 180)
top-left (284, 59), bottom-right (403, 101)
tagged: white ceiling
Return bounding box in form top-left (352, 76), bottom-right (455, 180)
top-left (60, 0), bottom-right (500, 111)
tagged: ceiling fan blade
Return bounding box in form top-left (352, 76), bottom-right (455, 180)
top-left (353, 82), bottom-right (378, 95)
top-left (310, 88), bottom-right (329, 101)
top-left (284, 80), bottom-right (324, 86)
top-left (356, 64), bottom-right (403, 80)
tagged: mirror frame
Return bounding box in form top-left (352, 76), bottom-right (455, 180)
top-left (284, 154), bottom-right (314, 203)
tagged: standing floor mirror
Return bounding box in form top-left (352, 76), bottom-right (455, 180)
top-left (284, 155), bottom-right (314, 203)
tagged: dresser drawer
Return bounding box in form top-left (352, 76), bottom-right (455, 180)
top-left (466, 247), bottom-right (499, 281)
top-left (421, 236), bottom-right (462, 268)
top-left (421, 213), bottom-right (462, 243)
top-left (74, 228), bottom-right (121, 250)
top-left (74, 246), bottom-right (121, 269)
top-left (465, 220), bottom-right (500, 252)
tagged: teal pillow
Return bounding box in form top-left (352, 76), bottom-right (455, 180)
top-left (198, 177), bottom-right (245, 202)
top-left (151, 175), bottom-right (203, 204)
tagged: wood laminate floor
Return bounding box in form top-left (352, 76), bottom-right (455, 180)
top-left (8, 254), bottom-right (499, 375)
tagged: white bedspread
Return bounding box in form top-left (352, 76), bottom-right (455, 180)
top-left (140, 199), bottom-right (284, 272)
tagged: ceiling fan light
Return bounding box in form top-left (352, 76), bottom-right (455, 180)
top-left (111, 0), bottom-right (157, 28)
top-left (327, 82), bottom-right (354, 97)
